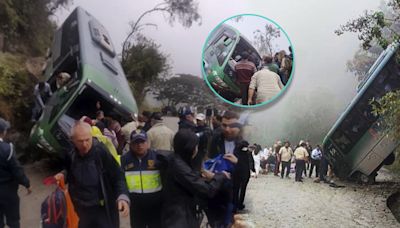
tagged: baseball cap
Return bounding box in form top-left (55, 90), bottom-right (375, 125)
top-left (196, 113), bottom-right (206, 121)
top-left (130, 131), bottom-right (147, 143)
top-left (0, 118), bottom-right (10, 132)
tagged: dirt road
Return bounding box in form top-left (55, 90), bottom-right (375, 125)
top-left (239, 170), bottom-right (399, 228)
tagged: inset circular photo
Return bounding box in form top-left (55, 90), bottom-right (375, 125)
top-left (202, 14), bottom-right (294, 107)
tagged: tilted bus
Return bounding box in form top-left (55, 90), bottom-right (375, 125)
top-left (322, 43), bottom-right (400, 183)
top-left (30, 7), bottom-right (138, 154)
top-left (203, 24), bottom-right (262, 101)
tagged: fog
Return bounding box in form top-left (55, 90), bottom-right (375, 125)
top-left (55, 0), bottom-right (382, 146)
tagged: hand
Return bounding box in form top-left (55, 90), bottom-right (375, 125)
top-left (221, 171), bottom-right (231, 179)
top-left (201, 169), bottom-right (215, 181)
top-left (26, 187), bottom-right (32, 195)
top-left (54, 173), bottom-right (64, 182)
top-left (223, 154), bottom-right (238, 164)
top-left (118, 200), bottom-right (129, 217)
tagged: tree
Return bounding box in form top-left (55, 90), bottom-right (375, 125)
top-left (153, 74), bottom-right (219, 109)
top-left (0, 0), bottom-right (71, 55)
top-left (122, 35), bottom-right (169, 106)
top-left (253, 24), bottom-right (281, 56)
top-left (121, 0), bottom-right (201, 63)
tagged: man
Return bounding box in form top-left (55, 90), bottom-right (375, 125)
top-left (0, 118), bottom-right (31, 228)
top-left (293, 142), bottom-right (309, 182)
top-left (264, 55), bottom-right (280, 74)
top-left (95, 110), bottom-right (105, 127)
top-left (141, 111), bottom-right (153, 132)
top-left (279, 141), bottom-right (293, 178)
top-left (274, 141), bottom-right (282, 176)
top-left (192, 113), bottom-right (212, 171)
top-left (206, 107), bottom-right (213, 127)
top-left (55, 122), bottom-right (129, 228)
top-left (208, 111), bottom-right (244, 226)
top-left (234, 51), bottom-right (257, 105)
top-left (147, 112), bottom-right (174, 151)
top-left (178, 106), bottom-right (196, 131)
top-left (51, 72), bottom-right (71, 92)
top-left (310, 145), bottom-right (322, 178)
top-left (305, 141), bottom-right (313, 176)
top-left (121, 131), bottom-right (164, 228)
top-left (248, 55), bottom-right (284, 105)
top-left (32, 81), bottom-right (52, 121)
top-left (121, 114), bottom-right (138, 153)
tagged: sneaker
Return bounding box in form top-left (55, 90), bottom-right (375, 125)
top-left (286, 176), bottom-right (290, 179)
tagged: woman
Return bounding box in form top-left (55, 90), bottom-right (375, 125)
top-left (162, 129), bottom-right (229, 228)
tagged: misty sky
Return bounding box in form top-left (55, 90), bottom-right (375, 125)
top-left (56, 0), bottom-right (383, 145)
top-left (225, 15), bottom-right (291, 54)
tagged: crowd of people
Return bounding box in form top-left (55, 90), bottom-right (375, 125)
top-left (1, 106), bottom-right (263, 228)
top-left (234, 48), bottom-right (293, 105)
top-left (248, 140), bottom-right (331, 183)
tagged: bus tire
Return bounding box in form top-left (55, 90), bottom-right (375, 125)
top-left (383, 153), bottom-right (396, 166)
top-left (359, 173), bottom-right (376, 184)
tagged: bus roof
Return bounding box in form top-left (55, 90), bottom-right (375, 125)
top-left (322, 43), bottom-right (399, 146)
top-left (75, 7), bottom-right (138, 114)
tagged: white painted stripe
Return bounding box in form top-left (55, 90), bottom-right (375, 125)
top-left (7, 143), bottom-right (13, 161)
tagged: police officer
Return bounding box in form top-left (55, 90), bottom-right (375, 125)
top-left (121, 131), bottom-right (163, 228)
top-left (0, 117), bottom-right (31, 228)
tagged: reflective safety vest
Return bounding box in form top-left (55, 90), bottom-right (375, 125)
top-left (120, 149), bottom-right (162, 194)
top-left (125, 170), bottom-right (162, 193)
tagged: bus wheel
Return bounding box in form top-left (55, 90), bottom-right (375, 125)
top-left (383, 153), bottom-right (396, 166)
top-left (359, 173), bottom-right (376, 184)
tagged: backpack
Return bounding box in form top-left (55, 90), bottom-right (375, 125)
top-left (41, 176), bottom-right (79, 228)
top-left (41, 186), bottom-right (67, 228)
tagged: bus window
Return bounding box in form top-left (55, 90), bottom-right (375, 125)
top-left (332, 129), bottom-right (352, 152)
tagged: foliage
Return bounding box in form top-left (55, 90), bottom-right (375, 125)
top-left (371, 90), bottom-right (400, 139)
top-left (0, 0), bottom-right (71, 55)
top-left (253, 24), bottom-right (281, 56)
top-left (121, 0), bottom-right (201, 63)
top-left (122, 35), bottom-right (169, 105)
top-left (0, 53), bottom-right (36, 129)
top-left (153, 74), bottom-right (219, 109)
top-left (346, 47), bottom-right (382, 82)
top-left (335, 0), bottom-right (400, 50)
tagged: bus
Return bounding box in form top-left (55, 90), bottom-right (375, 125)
top-left (322, 43), bottom-right (400, 183)
top-left (203, 24), bottom-right (262, 101)
top-left (29, 7), bottom-right (138, 155)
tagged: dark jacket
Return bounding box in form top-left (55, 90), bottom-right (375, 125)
top-left (0, 141), bottom-right (30, 192)
top-left (63, 138), bottom-right (128, 227)
top-left (162, 154), bottom-right (226, 228)
top-left (178, 119), bottom-right (196, 131)
top-left (193, 125), bottom-right (212, 171)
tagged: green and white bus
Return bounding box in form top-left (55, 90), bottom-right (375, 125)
top-left (30, 7), bottom-right (138, 154)
top-left (322, 43), bottom-right (400, 183)
top-left (203, 24), bottom-right (262, 101)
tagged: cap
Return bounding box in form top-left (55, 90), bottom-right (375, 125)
top-left (0, 118), bottom-right (10, 132)
top-left (179, 106), bottom-right (193, 116)
top-left (151, 112), bottom-right (163, 121)
top-left (130, 131), bottom-right (147, 143)
top-left (196, 113), bottom-right (206, 121)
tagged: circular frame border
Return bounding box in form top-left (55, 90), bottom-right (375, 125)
top-left (201, 13), bottom-right (295, 108)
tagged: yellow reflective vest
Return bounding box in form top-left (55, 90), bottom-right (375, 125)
top-left (91, 126), bottom-right (121, 165)
top-left (120, 150), bottom-right (162, 194)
